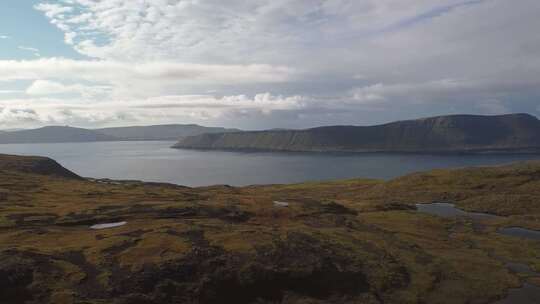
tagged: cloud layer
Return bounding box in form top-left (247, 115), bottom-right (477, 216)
top-left (1, 0), bottom-right (539, 128)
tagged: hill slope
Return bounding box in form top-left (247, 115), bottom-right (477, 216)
top-left (0, 155), bottom-right (539, 303)
top-left (97, 124), bottom-right (240, 141)
top-left (0, 126), bottom-right (118, 144)
top-left (0, 154), bottom-right (81, 179)
top-left (174, 113), bottom-right (540, 153)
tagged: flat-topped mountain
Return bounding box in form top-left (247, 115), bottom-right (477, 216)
top-left (174, 113), bottom-right (540, 153)
top-left (96, 124), bottom-right (240, 141)
top-left (0, 126), bottom-right (118, 144)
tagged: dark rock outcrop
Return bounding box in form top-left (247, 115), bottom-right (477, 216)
top-left (0, 154), bottom-right (81, 179)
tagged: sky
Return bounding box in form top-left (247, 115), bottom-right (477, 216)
top-left (0, 0), bottom-right (539, 129)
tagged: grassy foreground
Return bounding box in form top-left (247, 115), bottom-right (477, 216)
top-left (0, 154), bottom-right (539, 303)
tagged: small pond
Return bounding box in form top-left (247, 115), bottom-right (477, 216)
top-left (498, 227), bottom-right (540, 241)
top-left (416, 203), bottom-right (540, 241)
top-left (416, 202), bottom-right (540, 303)
top-left (505, 262), bottom-right (538, 275)
top-left (273, 201), bottom-right (290, 207)
top-left (493, 283), bottom-right (540, 304)
top-left (90, 221), bottom-right (127, 230)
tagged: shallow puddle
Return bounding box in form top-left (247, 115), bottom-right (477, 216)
top-left (273, 201), bottom-right (289, 207)
top-left (505, 262), bottom-right (539, 275)
top-left (416, 203), bottom-right (540, 303)
top-left (498, 227), bottom-right (540, 241)
top-left (90, 221), bottom-right (127, 230)
top-left (416, 203), bottom-right (540, 241)
top-left (493, 283), bottom-right (540, 304)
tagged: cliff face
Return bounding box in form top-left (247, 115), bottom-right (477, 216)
top-left (174, 114), bottom-right (540, 153)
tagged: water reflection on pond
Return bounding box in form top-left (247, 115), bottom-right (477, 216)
top-left (493, 283), bottom-right (540, 304)
top-left (498, 227), bottom-right (540, 241)
top-left (416, 202), bottom-right (540, 241)
top-left (90, 221), bottom-right (127, 230)
top-left (505, 262), bottom-right (538, 275)
top-left (416, 202), bottom-right (540, 303)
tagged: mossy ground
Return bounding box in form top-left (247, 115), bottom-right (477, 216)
top-left (0, 158), bottom-right (539, 303)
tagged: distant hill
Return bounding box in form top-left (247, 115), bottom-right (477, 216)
top-left (96, 124), bottom-right (240, 141)
top-left (0, 124), bottom-right (241, 144)
top-left (0, 126), bottom-right (118, 144)
top-left (173, 114), bottom-right (540, 153)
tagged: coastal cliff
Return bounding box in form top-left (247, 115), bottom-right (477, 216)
top-left (174, 114), bottom-right (540, 153)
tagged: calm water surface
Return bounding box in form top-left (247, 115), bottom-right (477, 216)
top-left (498, 227), bottom-right (540, 241)
top-left (1, 141), bottom-right (539, 187)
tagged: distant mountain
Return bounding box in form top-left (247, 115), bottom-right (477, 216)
top-left (0, 126), bottom-right (118, 144)
top-left (173, 114), bottom-right (540, 153)
top-left (0, 124), bottom-right (242, 144)
top-left (96, 124), bottom-right (240, 141)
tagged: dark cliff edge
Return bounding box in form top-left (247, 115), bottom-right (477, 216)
top-left (0, 154), bottom-right (81, 179)
top-left (173, 113), bottom-right (540, 153)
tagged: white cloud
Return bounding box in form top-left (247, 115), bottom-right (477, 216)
top-left (0, 35), bottom-right (9, 39)
top-left (34, 0), bottom-right (481, 63)
top-left (64, 32), bottom-right (77, 45)
top-left (0, 107), bottom-right (40, 126)
top-left (18, 46), bottom-right (41, 57)
top-left (351, 79), bottom-right (477, 104)
top-left (25, 80), bottom-right (111, 98)
top-left (0, 58), bottom-right (296, 88)
top-left (1, 0), bottom-right (536, 128)
top-left (0, 93), bottom-right (307, 128)
top-left (18, 47), bottom-right (39, 53)
top-left (0, 90), bottom-right (23, 94)
top-left (34, 3), bottom-right (73, 19)
top-left (351, 77), bottom-right (540, 103)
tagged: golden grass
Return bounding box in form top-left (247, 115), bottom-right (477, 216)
top-left (1, 159), bottom-right (539, 303)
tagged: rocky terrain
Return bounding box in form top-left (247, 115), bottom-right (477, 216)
top-left (0, 154), bottom-right (539, 303)
top-left (174, 113), bottom-right (540, 153)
